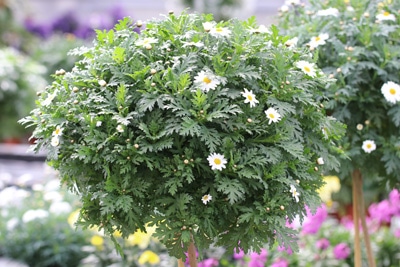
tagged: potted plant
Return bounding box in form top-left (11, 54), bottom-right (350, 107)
top-left (21, 12), bottom-right (344, 266)
top-left (277, 0), bottom-right (400, 266)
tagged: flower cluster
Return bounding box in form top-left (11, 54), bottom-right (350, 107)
top-left (22, 13), bottom-right (344, 259)
top-left (278, 0), bottom-right (400, 187)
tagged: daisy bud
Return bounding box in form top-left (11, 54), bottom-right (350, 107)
top-left (365, 120), bottom-right (370, 125)
top-left (317, 157), bottom-right (324, 165)
top-left (184, 159), bottom-right (189, 164)
top-left (36, 92), bottom-right (42, 96)
top-left (336, 68), bottom-right (341, 73)
top-left (247, 118), bottom-right (252, 123)
top-left (151, 83), bottom-right (156, 87)
top-left (72, 87), bottom-right (79, 92)
top-left (150, 69), bottom-right (157, 75)
top-left (98, 80), bottom-right (107, 87)
top-left (314, 166), bottom-right (319, 172)
top-left (73, 100), bottom-right (79, 104)
top-left (296, 179), bottom-right (300, 184)
top-left (136, 20), bottom-right (143, 27)
top-left (168, 10), bottom-right (174, 15)
top-left (266, 207), bottom-right (270, 212)
top-left (356, 124), bottom-right (363, 131)
top-left (145, 44), bottom-right (152, 50)
top-left (280, 206), bottom-right (285, 211)
top-left (127, 156), bottom-right (130, 160)
top-left (134, 144), bottom-right (139, 149)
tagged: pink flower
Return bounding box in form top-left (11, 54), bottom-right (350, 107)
top-left (316, 238), bottom-right (330, 250)
top-left (333, 243), bottom-right (351, 260)
top-left (248, 249), bottom-right (268, 267)
top-left (302, 205), bottom-right (328, 234)
top-left (271, 258), bottom-right (289, 267)
top-left (198, 258), bottom-right (219, 267)
top-left (368, 200), bottom-right (393, 224)
top-left (277, 245), bottom-right (293, 255)
top-left (233, 248), bottom-right (245, 260)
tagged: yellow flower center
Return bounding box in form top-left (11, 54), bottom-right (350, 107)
top-left (389, 88), bottom-right (396, 95)
top-left (203, 196), bottom-right (209, 201)
top-left (315, 36), bottom-right (321, 41)
top-left (247, 95), bottom-right (253, 101)
top-left (214, 158), bottom-right (221, 165)
top-left (203, 77), bottom-right (212, 84)
top-left (304, 66), bottom-right (311, 73)
top-left (216, 27), bottom-right (223, 32)
top-left (55, 129), bottom-right (61, 135)
top-left (269, 113), bottom-right (275, 119)
top-left (367, 144), bottom-right (372, 149)
top-left (383, 11), bottom-right (390, 16)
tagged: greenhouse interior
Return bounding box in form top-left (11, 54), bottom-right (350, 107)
top-left (0, 0), bottom-right (399, 266)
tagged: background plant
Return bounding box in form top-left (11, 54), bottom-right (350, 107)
top-left (22, 12), bottom-right (344, 262)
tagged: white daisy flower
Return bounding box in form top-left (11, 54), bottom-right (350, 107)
top-left (317, 157), bottom-right (324, 165)
top-left (202, 22), bottom-right (215, 32)
top-left (309, 33), bottom-right (329, 49)
top-left (289, 185), bottom-right (300, 203)
top-left (51, 136), bottom-right (60, 147)
top-left (362, 140), bottom-right (376, 153)
top-left (249, 25), bottom-right (271, 34)
top-left (210, 26), bottom-right (232, 37)
top-left (295, 60), bottom-right (317, 77)
top-left (96, 121), bottom-right (102, 127)
top-left (264, 107), bottom-right (282, 125)
top-left (135, 37), bottom-right (158, 47)
top-left (207, 153), bottom-right (227, 171)
top-left (241, 88), bottom-right (259, 108)
top-left (182, 41), bottom-right (204, 48)
top-left (194, 70), bottom-right (221, 92)
top-left (201, 194), bottom-right (212, 205)
top-left (376, 11), bottom-right (396, 22)
top-left (316, 8), bottom-right (340, 17)
top-left (280, 5), bottom-right (289, 12)
top-left (285, 37), bottom-right (298, 48)
top-left (116, 125), bottom-right (124, 133)
top-left (52, 125), bottom-right (63, 137)
top-left (381, 81), bottom-right (400, 104)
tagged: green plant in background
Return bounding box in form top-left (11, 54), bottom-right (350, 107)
top-left (0, 47), bottom-right (47, 141)
top-left (278, 0), bottom-right (400, 200)
top-left (21, 12), bottom-right (345, 264)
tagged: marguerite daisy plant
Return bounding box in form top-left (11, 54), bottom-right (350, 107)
top-left (21, 12), bottom-right (344, 265)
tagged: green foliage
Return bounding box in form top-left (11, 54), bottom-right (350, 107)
top-left (21, 13), bottom-right (344, 260)
top-left (278, 0), bottom-right (400, 190)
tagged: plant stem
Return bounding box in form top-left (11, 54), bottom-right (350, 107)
top-left (356, 173), bottom-right (376, 267)
top-left (352, 169), bottom-right (362, 267)
top-left (188, 240), bottom-right (198, 267)
top-left (178, 258), bottom-right (185, 267)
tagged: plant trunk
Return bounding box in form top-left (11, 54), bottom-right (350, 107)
top-left (188, 241), bottom-right (198, 267)
top-left (178, 258), bottom-right (185, 267)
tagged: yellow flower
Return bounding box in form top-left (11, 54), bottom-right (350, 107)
top-left (90, 235), bottom-right (104, 250)
top-left (138, 250), bottom-right (160, 265)
top-left (318, 176), bottom-right (341, 207)
top-left (67, 209), bottom-right (80, 228)
top-left (125, 225), bottom-right (157, 249)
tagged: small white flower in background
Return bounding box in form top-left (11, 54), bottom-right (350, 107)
top-left (316, 8), bottom-right (340, 17)
top-left (202, 194), bottom-right (213, 205)
top-left (52, 125), bottom-right (63, 137)
top-left (0, 186), bottom-right (30, 208)
top-left (96, 121), bottom-right (102, 127)
top-left (356, 124), bottom-right (363, 131)
top-left (182, 41), bottom-right (204, 48)
top-left (289, 185), bottom-right (300, 203)
top-left (194, 70), bottom-right (221, 92)
top-left (44, 191), bottom-right (63, 202)
top-left (210, 26), bottom-right (232, 37)
top-left (309, 33), bottom-right (329, 49)
top-left (285, 37), bottom-right (298, 48)
top-left (135, 37), bottom-right (158, 47)
top-left (362, 140), bottom-right (376, 153)
top-left (22, 209), bottom-right (49, 223)
top-left (317, 157), bottom-right (324, 165)
top-left (7, 218), bottom-right (19, 231)
top-left (376, 11), bottom-right (396, 22)
top-left (295, 60), bottom-right (317, 77)
top-left (280, 5), bottom-right (289, 12)
top-left (202, 22), bottom-right (215, 32)
top-left (346, 6), bottom-right (355, 12)
top-left (241, 88), bottom-right (259, 108)
top-left (207, 153), bottom-right (227, 171)
top-left (98, 80), bottom-right (107, 87)
top-left (265, 107), bottom-right (282, 125)
top-left (51, 136), bottom-right (60, 147)
top-left (117, 125), bottom-right (124, 133)
top-left (44, 179), bottom-right (61, 192)
top-left (381, 81), bottom-right (400, 104)
top-left (249, 25), bottom-right (271, 34)
top-left (49, 201), bottom-right (72, 215)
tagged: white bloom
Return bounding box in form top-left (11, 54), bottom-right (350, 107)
top-left (201, 194), bottom-right (212, 205)
top-left (356, 124), bottom-right (363, 131)
top-left (52, 125), bottom-right (63, 137)
top-left (51, 136), bottom-right (60, 147)
top-left (241, 88), bottom-right (259, 108)
top-left (381, 81), bottom-right (400, 104)
top-left (280, 5), bottom-right (289, 12)
top-left (0, 186), bottom-right (30, 208)
top-left (289, 185), bottom-right (300, 203)
top-left (249, 25), bottom-right (270, 34)
top-left (96, 121), bottom-right (102, 127)
top-left (49, 201), bottom-right (72, 215)
top-left (309, 33), bottom-right (329, 49)
top-left (43, 191), bottom-right (63, 202)
top-left (285, 37), bottom-right (298, 48)
top-left (98, 80), bottom-right (107, 87)
top-left (362, 140), bottom-right (376, 153)
top-left (42, 91), bottom-right (57, 106)
top-left (194, 70), bottom-right (221, 92)
top-left (346, 6), bottom-right (355, 12)
top-left (135, 37), bottom-right (158, 47)
top-left (295, 60), bottom-right (317, 77)
top-left (182, 41), bottom-right (204, 48)
top-left (316, 8), bottom-right (340, 17)
top-left (264, 107), bottom-right (282, 125)
top-left (117, 125), bottom-right (124, 133)
top-left (210, 26), bottom-right (232, 37)
top-left (44, 179), bottom-right (61, 192)
top-left (202, 22), bottom-right (215, 32)
top-left (22, 209), bottom-right (49, 223)
top-left (207, 153), bottom-right (227, 171)
top-left (376, 11), bottom-right (396, 22)
top-left (317, 157), bottom-right (324, 165)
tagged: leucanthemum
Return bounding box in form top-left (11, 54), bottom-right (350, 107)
top-left (241, 88), bottom-right (259, 108)
top-left (182, 41), bottom-right (204, 48)
top-left (201, 194), bottom-right (212, 205)
top-left (249, 25), bottom-right (270, 34)
top-left (381, 81), bottom-right (400, 104)
top-left (285, 37), bottom-right (298, 48)
top-left (362, 140), bottom-right (376, 153)
top-left (210, 26), bottom-right (232, 37)
top-left (265, 107), bottom-right (282, 124)
top-left (295, 60), bottom-right (317, 77)
top-left (316, 8), bottom-right (339, 17)
top-left (207, 153), bottom-right (227, 171)
top-left (51, 136), bottom-right (60, 147)
top-left (202, 22), bottom-right (215, 32)
top-left (309, 33), bottom-right (329, 49)
top-left (289, 185), bottom-right (300, 203)
top-left (376, 11), bottom-right (396, 22)
top-left (53, 125), bottom-right (63, 137)
top-left (116, 125), bottom-right (124, 133)
top-left (194, 71), bottom-right (221, 92)
top-left (135, 37), bottom-right (158, 47)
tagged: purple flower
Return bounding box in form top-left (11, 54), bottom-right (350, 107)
top-left (198, 258), bottom-right (219, 267)
top-left (368, 200), bottom-right (393, 224)
top-left (248, 249), bottom-right (268, 267)
top-left (389, 189), bottom-right (400, 214)
top-left (333, 243), bottom-right (351, 260)
top-left (271, 258), bottom-right (289, 267)
top-left (302, 204), bottom-right (328, 235)
top-left (316, 238), bottom-right (330, 250)
top-left (233, 248), bottom-right (245, 260)
top-left (277, 245), bottom-right (292, 255)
